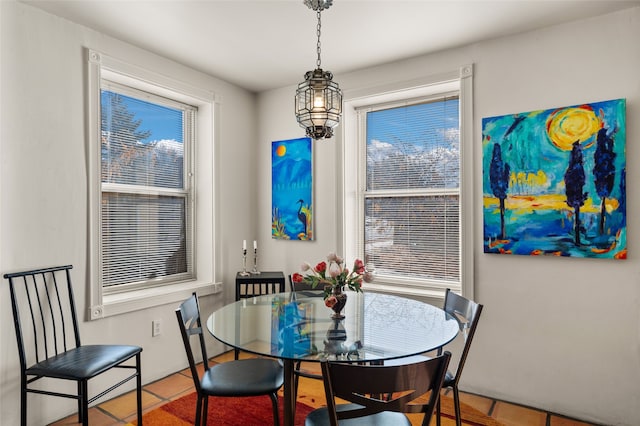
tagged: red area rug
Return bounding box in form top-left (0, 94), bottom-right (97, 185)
top-left (131, 389), bottom-right (503, 426)
top-left (133, 392), bottom-right (314, 426)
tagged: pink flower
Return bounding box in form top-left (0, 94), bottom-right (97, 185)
top-left (324, 296), bottom-right (338, 308)
top-left (300, 262), bottom-right (312, 272)
top-left (353, 259), bottom-right (365, 274)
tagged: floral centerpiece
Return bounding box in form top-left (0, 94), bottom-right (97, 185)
top-left (292, 252), bottom-right (374, 318)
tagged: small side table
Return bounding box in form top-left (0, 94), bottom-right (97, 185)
top-left (235, 271), bottom-right (286, 301)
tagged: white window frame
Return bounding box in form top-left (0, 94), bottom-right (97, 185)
top-left (100, 80), bottom-right (196, 292)
top-left (339, 65), bottom-right (474, 301)
top-left (86, 48), bottom-right (222, 319)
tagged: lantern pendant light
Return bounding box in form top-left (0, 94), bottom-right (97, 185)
top-left (295, 0), bottom-right (343, 140)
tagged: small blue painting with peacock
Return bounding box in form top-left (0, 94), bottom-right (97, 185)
top-left (272, 137), bottom-right (313, 240)
top-left (482, 98), bottom-right (626, 259)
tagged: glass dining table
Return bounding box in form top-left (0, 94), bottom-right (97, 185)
top-left (206, 290), bottom-right (459, 426)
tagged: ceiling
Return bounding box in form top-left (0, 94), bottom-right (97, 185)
top-left (24, 0), bottom-right (640, 93)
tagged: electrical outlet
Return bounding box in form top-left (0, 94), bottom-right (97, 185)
top-left (152, 319), bottom-right (162, 337)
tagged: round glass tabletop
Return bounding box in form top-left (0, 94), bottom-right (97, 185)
top-left (206, 291), bottom-right (459, 363)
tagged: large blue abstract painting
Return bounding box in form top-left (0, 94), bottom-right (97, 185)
top-left (272, 137), bottom-right (313, 240)
top-left (482, 99), bottom-right (626, 259)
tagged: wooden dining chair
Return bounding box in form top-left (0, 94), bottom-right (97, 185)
top-left (306, 351), bottom-right (451, 426)
top-left (3, 265), bottom-right (143, 426)
top-left (175, 293), bottom-right (284, 426)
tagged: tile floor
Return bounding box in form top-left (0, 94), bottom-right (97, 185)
top-left (49, 351), bottom-right (602, 426)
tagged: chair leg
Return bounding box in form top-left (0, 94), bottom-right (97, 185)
top-left (80, 380), bottom-right (89, 426)
top-left (77, 381), bottom-right (84, 423)
top-left (136, 353), bottom-right (143, 425)
top-left (269, 392), bottom-right (280, 426)
top-left (20, 376), bottom-right (27, 426)
top-left (452, 385), bottom-right (462, 426)
top-left (203, 395), bottom-right (209, 426)
top-left (293, 363), bottom-right (300, 402)
top-left (436, 390), bottom-right (442, 426)
top-left (195, 394), bottom-right (203, 426)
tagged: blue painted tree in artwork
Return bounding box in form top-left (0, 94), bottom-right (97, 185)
top-left (619, 167), bottom-right (626, 227)
top-left (593, 127), bottom-right (616, 234)
top-left (489, 143), bottom-right (510, 239)
top-left (564, 141), bottom-right (588, 245)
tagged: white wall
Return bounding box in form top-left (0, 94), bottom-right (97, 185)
top-left (0, 2), bottom-right (257, 424)
top-left (258, 7), bottom-right (640, 426)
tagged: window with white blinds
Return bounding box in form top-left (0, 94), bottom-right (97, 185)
top-left (100, 83), bottom-right (195, 290)
top-left (362, 96), bottom-right (460, 287)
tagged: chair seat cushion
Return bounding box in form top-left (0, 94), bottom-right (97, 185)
top-left (26, 345), bottom-right (142, 380)
top-left (201, 358), bottom-right (284, 396)
top-left (305, 404), bottom-right (411, 426)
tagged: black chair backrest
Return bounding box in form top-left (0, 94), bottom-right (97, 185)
top-left (4, 265), bottom-right (80, 372)
top-left (288, 274), bottom-right (320, 294)
top-left (442, 288), bottom-right (483, 382)
top-left (176, 292), bottom-right (210, 393)
top-left (321, 352), bottom-right (451, 426)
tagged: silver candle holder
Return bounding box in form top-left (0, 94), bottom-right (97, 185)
top-left (251, 248), bottom-right (261, 275)
top-left (239, 249), bottom-right (250, 276)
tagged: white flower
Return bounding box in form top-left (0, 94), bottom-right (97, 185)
top-left (328, 262), bottom-right (342, 279)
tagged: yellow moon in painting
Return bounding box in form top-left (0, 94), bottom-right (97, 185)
top-left (546, 106), bottom-right (601, 151)
top-left (275, 145), bottom-right (286, 157)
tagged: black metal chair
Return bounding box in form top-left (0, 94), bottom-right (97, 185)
top-left (288, 274), bottom-right (324, 400)
top-left (3, 265), bottom-right (143, 426)
top-left (288, 273), bottom-right (321, 297)
top-left (234, 272), bottom-right (286, 359)
top-left (175, 293), bottom-right (284, 426)
top-left (305, 352), bottom-right (451, 426)
top-left (384, 288), bottom-right (483, 426)
top-left (438, 289), bottom-right (484, 426)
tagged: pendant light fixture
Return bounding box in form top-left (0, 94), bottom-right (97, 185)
top-left (295, 0), bottom-right (342, 140)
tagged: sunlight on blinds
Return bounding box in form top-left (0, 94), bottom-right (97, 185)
top-left (100, 85), bottom-right (194, 289)
top-left (364, 97), bottom-right (460, 285)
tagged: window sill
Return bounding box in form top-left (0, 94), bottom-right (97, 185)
top-left (89, 280), bottom-right (222, 320)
